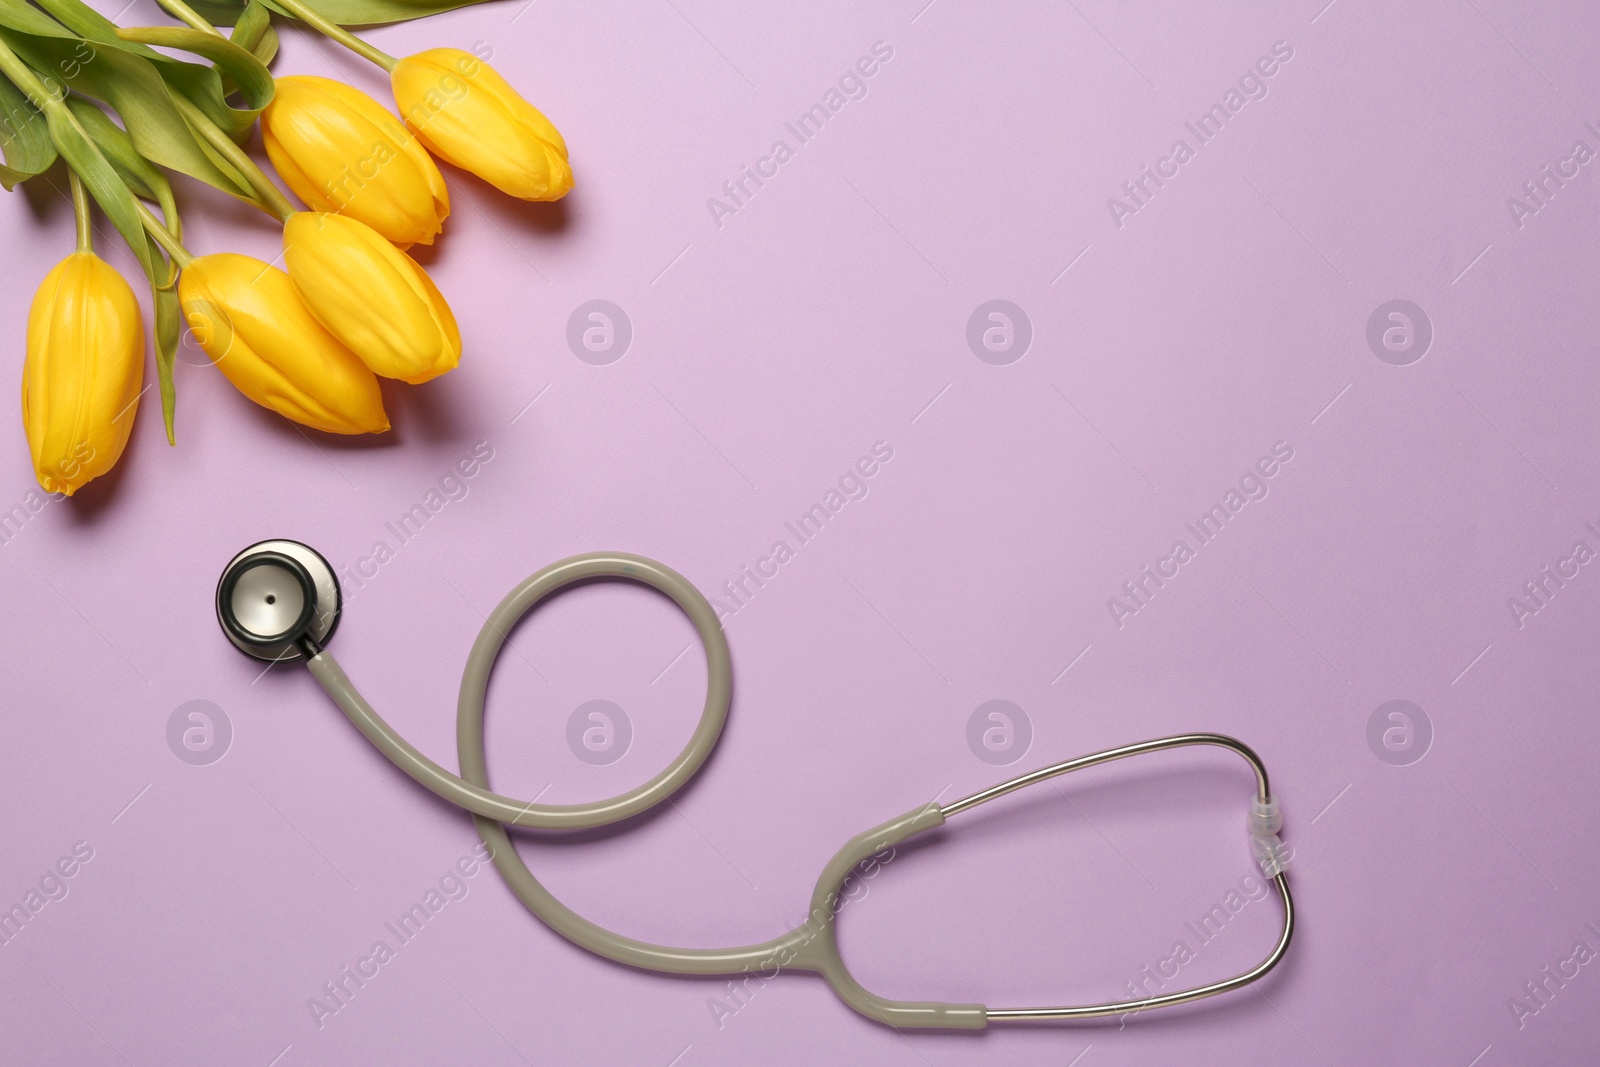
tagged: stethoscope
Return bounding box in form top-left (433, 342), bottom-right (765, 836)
top-left (216, 539), bottom-right (1295, 1028)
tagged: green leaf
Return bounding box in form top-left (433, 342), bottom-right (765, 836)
top-left (27, 0), bottom-right (165, 61)
top-left (0, 68), bottom-right (55, 187)
top-left (152, 271), bottom-right (180, 444)
top-left (43, 98), bottom-right (155, 284)
top-left (0, 25), bottom-right (255, 200)
top-left (10, 0), bottom-right (265, 140)
top-left (116, 26), bottom-right (274, 115)
top-left (230, 0), bottom-right (278, 66)
top-left (153, 45), bottom-right (267, 143)
top-left (28, 0), bottom-right (497, 40)
top-left (0, 0), bottom-right (77, 39)
top-left (187, 0), bottom-right (250, 28)
top-left (259, 0), bottom-right (497, 30)
top-left (64, 96), bottom-right (179, 224)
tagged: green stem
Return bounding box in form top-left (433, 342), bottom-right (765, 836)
top-left (135, 201), bottom-right (192, 267)
top-left (268, 0), bottom-right (395, 70)
top-left (170, 93), bottom-right (296, 221)
top-left (152, 0), bottom-right (224, 35)
top-left (68, 169), bottom-right (92, 252)
top-left (0, 30), bottom-right (63, 113)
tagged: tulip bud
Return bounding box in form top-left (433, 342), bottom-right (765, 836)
top-left (283, 212), bottom-right (460, 385)
top-left (22, 251), bottom-right (145, 496)
top-left (178, 254), bottom-right (390, 435)
top-left (262, 75), bottom-right (450, 248)
top-left (391, 48), bottom-right (572, 202)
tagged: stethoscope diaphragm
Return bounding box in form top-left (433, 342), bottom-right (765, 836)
top-left (215, 539), bottom-right (342, 661)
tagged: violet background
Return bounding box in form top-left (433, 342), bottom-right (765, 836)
top-left (3, 0), bottom-right (1599, 1063)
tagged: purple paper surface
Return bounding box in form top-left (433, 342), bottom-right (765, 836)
top-left (2, 1), bottom-right (1599, 1063)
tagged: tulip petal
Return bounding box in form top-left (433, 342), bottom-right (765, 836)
top-left (284, 213), bottom-right (460, 384)
top-left (262, 75), bottom-right (449, 247)
top-left (22, 252), bottom-right (144, 496)
top-left (392, 49), bottom-right (573, 202)
top-left (178, 253), bottom-right (389, 435)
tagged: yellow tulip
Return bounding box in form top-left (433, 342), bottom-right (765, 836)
top-left (391, 48), bottom-right (572, 202)
top-left (283, 212), bottom-right (460, 384)
top-left (262, 74), bottom-right (449, 248)
top-left (178, 254), bottom-right (389, 435)
top-left (21, 251), bottom-right (144, 496)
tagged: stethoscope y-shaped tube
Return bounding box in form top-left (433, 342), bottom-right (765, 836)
top-left (226, 545), bottom-right (1295, 1028)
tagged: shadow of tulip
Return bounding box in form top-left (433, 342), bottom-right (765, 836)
top-left (229, 392), bottom-right (403, 453)
top-left (379, 374), bottom-right (474, 444)
top-left (509, 189), bottom-right (572, 236)
top-left (166, 151), bottom-right (292, 255)
top-left (406, 239), bottom-right (445, 268)
top-left (208, 369), bottom-right (480, 451)
top-left (60, 475), bottom-right (126, 525)
top-left (16, 163), bottom-right (71, 226)
top-left (57, 419), bottom-right (142, 526)
top-left (203, 188), bottom-right (290, 242)
top-left (437, 164), bottom-right (577, 246)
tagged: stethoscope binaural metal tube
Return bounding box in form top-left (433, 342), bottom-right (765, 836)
top-left (940, 735), bottom-right (1294, 1021)
top-left (218, 543), bottom-right (1295, 1029)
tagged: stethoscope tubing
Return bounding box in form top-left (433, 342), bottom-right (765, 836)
top-left (294, 551), bottom-right (1294, 1028)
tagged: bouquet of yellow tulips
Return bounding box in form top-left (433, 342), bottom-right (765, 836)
top-left (1, 0), bottom-right (571, 495)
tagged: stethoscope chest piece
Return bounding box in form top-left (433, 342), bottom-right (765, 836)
top-left (216, 539), bottom-right (341, 661)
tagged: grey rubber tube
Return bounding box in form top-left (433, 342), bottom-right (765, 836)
top-left (304, 551), bottom-right (1292, 1030)
top-left (309, 553), bottom-right (730, 830)
top-left (306, 551), bottom-right (986, 1027)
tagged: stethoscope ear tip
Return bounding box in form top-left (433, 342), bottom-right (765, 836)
top-left (216, 539), bottom-right (342, 663)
